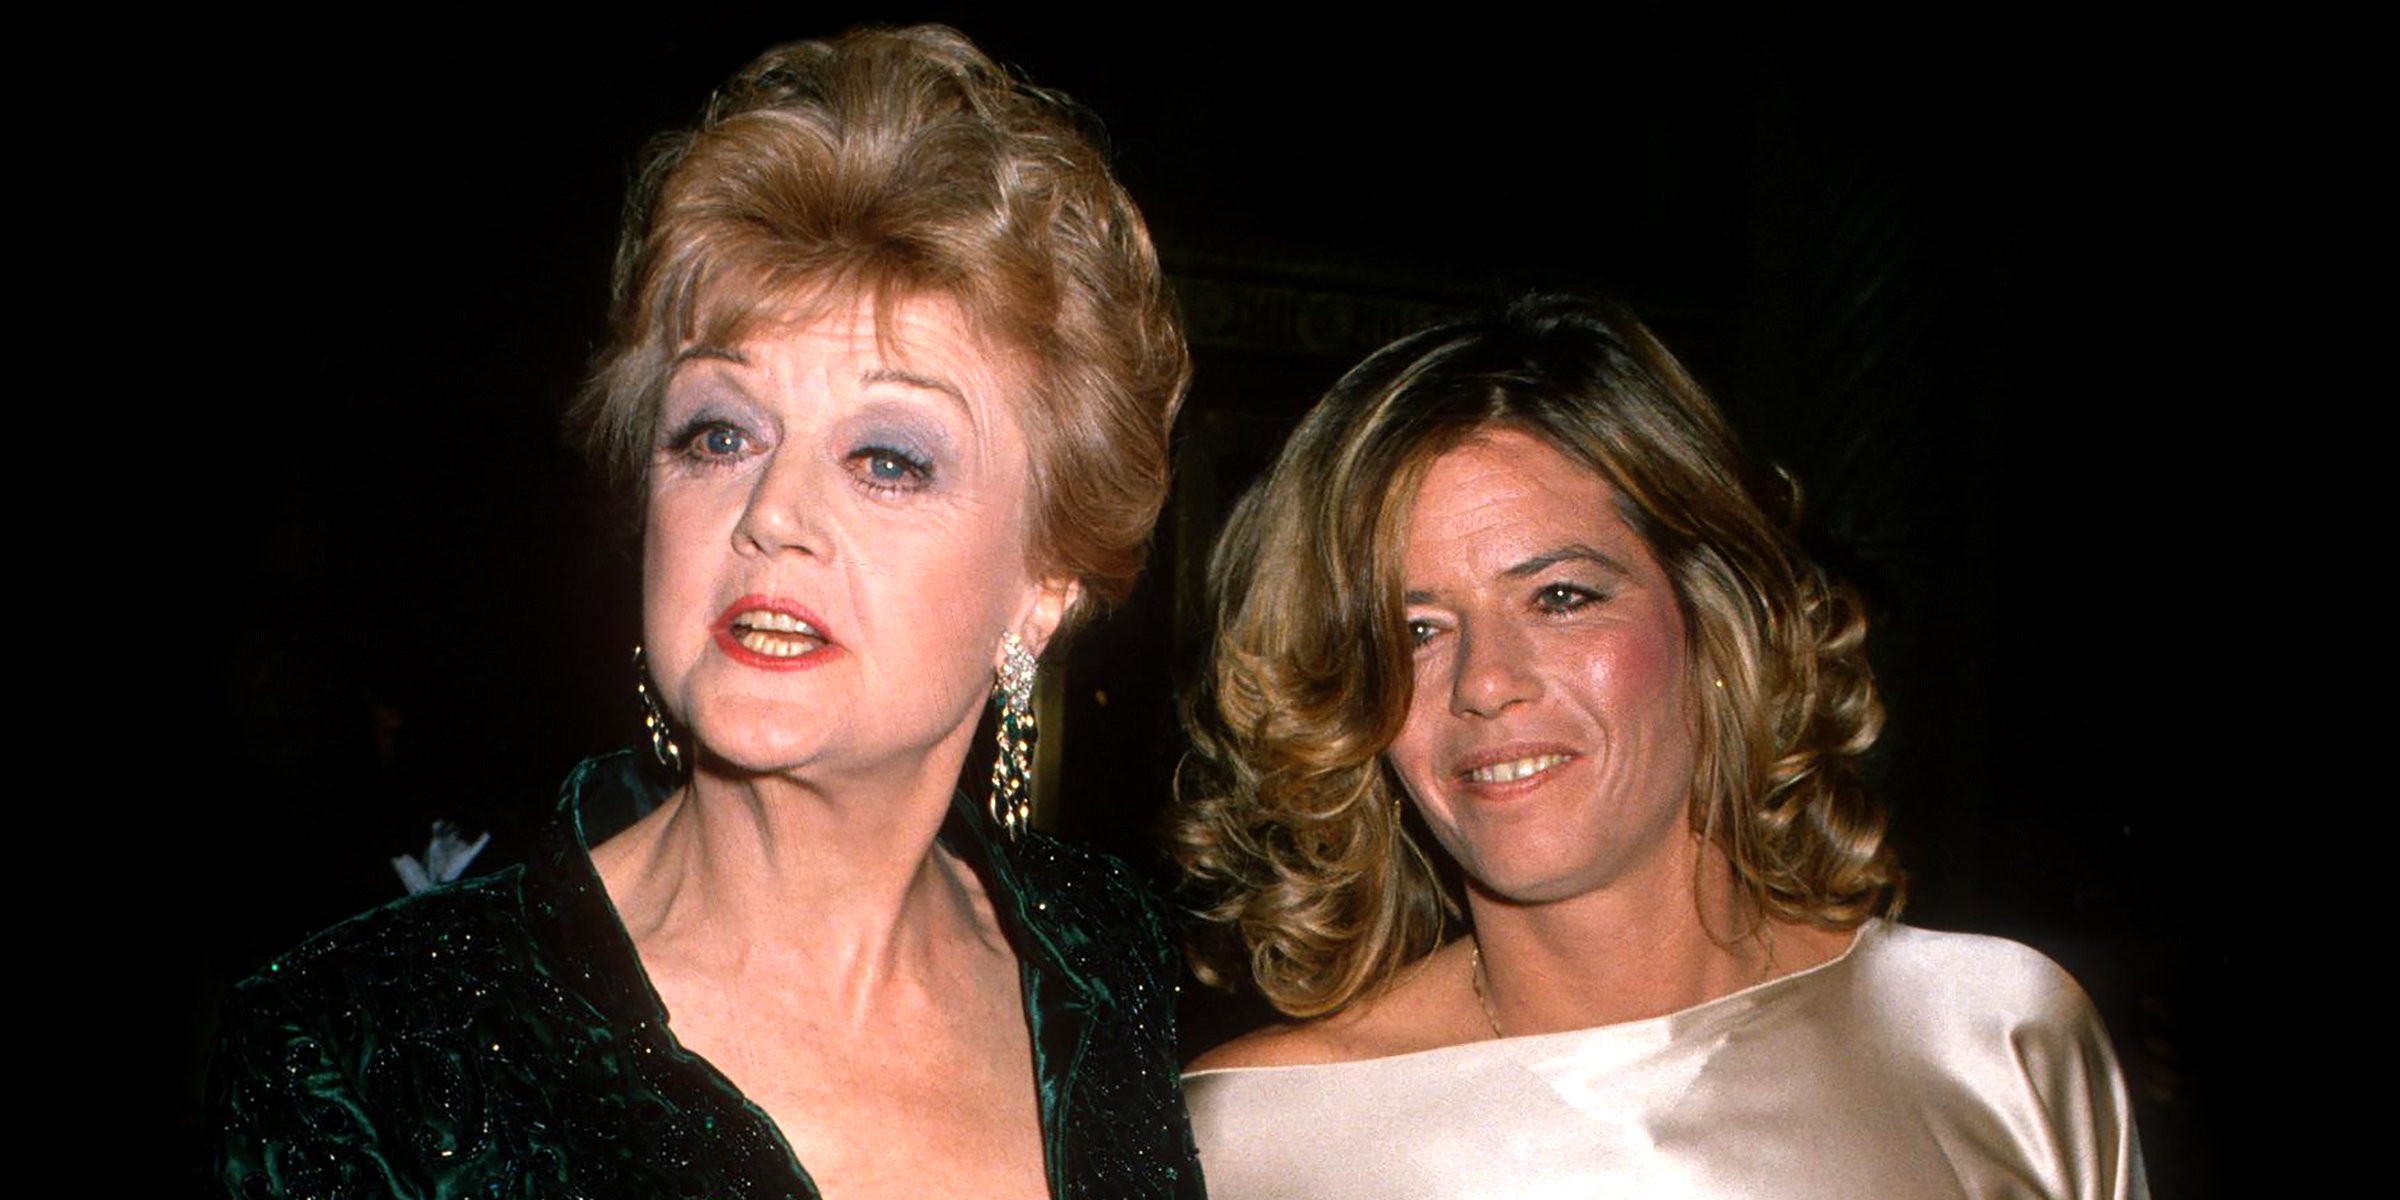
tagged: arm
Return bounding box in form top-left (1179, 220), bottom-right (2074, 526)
top-left (2010, 972), bottom-right (2150, 1200)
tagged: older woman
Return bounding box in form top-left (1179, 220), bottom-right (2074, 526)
top-left (1175, 295), bottom-right (2143, 1199)
top-left (209, 27), bottom-right (1199, 1199)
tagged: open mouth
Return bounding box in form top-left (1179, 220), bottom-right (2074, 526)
top-left (1463, 754), bottom-right (1574, 784)
top-left (727, 609), bottom-right (826, 659)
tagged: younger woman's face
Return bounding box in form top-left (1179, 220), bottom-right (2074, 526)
top-left (1385, 429), bottom-right (1701, 908)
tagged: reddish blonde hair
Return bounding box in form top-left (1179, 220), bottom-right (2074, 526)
top-left (570, 26), bottom-right (1188, 624)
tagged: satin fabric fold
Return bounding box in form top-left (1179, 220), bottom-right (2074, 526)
top-left (1187, 922), bottom-right (2144, 1199)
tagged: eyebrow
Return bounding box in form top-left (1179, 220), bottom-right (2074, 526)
top-left (670, 344), bottom-right (748, 368)
top-left (1504, 543), bottom-right (1631, 580)
top-left (662, 352), bottom-right (975, 416)
top-left (1403, 542), bottom-right (1631, 605)
top-left (861, 366), bottom-right (972, 414)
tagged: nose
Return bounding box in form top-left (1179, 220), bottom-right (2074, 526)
top-left (731, 448), bottom-right (823, 559)
top-left (1449, 620), bottom-right (1540, 718)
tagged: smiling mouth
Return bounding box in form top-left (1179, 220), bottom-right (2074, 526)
top-left (728, 609), bottom-right (826, 658)
top-left (1463, 754), bottom-right (1574, 784)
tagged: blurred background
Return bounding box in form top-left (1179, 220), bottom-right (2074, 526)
top-left (149, 5), bottom-right (2235, 1192)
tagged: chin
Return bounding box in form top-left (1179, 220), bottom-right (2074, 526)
top-left (687, 738), bottom-right (817, 780)
top-left (1468, 875), bottom-right (1594, 909)
top-left (1458, 844), bottom-right (1629, 908)
top-left (682, 698), bottom-right (827, 774)
top-left (1461, 860), bottom-right (1585, 907)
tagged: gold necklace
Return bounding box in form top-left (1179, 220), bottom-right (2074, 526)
top-left (1468, 940), bottom-right (1504, 1039)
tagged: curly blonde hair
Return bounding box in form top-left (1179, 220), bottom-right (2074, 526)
top-left (1175, 294), bottom-right (1900, 1018)
top-left (569, 25), bottom-right (1188, 627)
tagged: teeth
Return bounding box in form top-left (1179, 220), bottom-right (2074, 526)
top-left (1466, 754), bottom-right (1570, 784)
top-left (729, 609), bottom-right (825, 658)
top-left (733, 609), bottom-right (820, 637)
top-left (735, 628), bottom-right (821, 658)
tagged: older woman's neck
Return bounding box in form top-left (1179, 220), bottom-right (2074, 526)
top-left (593, 762), bottom-right (986, 1001)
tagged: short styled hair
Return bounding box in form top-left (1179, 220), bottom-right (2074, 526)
top-left (1175, 294), bottom-right (1900, 1018)
top-left (570, 25), bottom-right (1188, 624)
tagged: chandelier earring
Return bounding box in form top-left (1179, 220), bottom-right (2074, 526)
top-left (988, 631), bottom-right (1039, 841)
top-left (633, 645), bottom-right (685, 776)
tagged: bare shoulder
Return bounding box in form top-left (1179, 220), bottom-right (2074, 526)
top-left (1188, 1020), bottom-right (1349, 1071)
top-left (1188, 940), bottom-right (1486, 1072)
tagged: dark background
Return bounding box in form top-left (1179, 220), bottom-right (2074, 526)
top-left (149, 5), bottom-right (2235, 1193)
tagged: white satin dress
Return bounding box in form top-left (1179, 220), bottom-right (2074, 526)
top-left (1185, 922), bottom-right (2146, 1199)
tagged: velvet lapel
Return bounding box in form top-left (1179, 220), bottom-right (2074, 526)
top-left (939, 794), bottom-right (1111, 1200)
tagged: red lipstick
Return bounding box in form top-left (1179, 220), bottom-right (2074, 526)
top-left (712, 596), bottom-right (842, 671)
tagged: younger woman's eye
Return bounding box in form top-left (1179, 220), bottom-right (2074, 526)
top-left (849, 445), bottom-right (935, 490)
top-left (1535, 583), bottom-right (1601, 613)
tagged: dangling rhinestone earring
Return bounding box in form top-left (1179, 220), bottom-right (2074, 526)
top-left (633, 645), bottom-right (685, 775)
top-left (988, 631), bottom-right (1039, 841)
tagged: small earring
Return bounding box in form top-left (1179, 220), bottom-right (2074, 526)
top-left (634, 645), bottom-right (685, 775)
top-left (988, 631), bottom-right (1039, 841)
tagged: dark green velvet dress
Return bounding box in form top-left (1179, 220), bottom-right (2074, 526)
top-left (208, 752), bottom-right (1205, 1198)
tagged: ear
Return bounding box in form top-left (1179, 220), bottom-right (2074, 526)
top-left (1001, 575), bottom-right (1082, 666)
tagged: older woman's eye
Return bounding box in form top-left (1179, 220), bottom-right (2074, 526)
top-left (850, 445), bottom-right (935, 491)
top-left (664, 419), bottom-right (756, 465)
top-left (1535, 583), bottom-right (1601, 613)
top-left (1407, 618), bottom-right (1440, 646)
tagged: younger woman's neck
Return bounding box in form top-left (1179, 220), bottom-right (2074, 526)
top-left (1464, 842), bottom-right (1796, 1035)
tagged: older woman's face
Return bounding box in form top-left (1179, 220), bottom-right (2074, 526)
top-left (643, 295), bottom-right (1068, 788)
top-left (1386, 429), bottom-right (1700, 907)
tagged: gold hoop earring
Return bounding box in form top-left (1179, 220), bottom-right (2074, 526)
top-left (633, 645), bottom-right (685, 775)
top-left (988, 632), bottom-right (1038, 841)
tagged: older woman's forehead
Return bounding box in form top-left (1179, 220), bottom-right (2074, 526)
top-left (691, 281), bottom-right (1016, 362)
top-left (679, 289), bottom-right (1032, 417)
